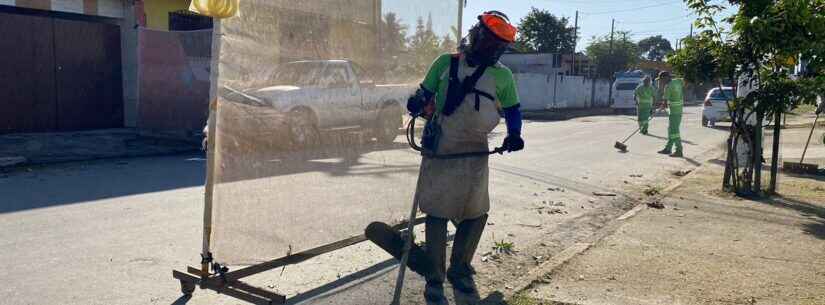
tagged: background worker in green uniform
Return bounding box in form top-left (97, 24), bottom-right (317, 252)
top-left (634, 76), bottom-right (655, 135)
top-left (406, 10), bottom-right (522, 305)
top-left (657, 71), bottom-right (685, 157)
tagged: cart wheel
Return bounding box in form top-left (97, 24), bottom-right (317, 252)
top-left (180, 280), bottom-right (196, 296)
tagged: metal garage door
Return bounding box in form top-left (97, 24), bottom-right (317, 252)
top-left (0, 11), bottom-right (57, 133)
top-left (54, 18), bottom-right (123, 131)
top-left (0, 9), bottom-right (123, 134)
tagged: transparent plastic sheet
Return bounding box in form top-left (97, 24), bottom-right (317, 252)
top-left (209, 0), bottom-right (459, 269)
top-left (138, 28), bottom-right (212, 131)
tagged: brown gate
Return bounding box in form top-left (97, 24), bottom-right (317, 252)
top-left (0, 11), bottom-right (57, 133)
top-left (0, 9), bottom-right (123, 134)
top-left (54, 18), bottom-right (123, 131)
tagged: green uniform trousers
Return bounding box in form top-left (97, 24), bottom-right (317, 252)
top-left (665, 105), bottom-right (683, 153)
top-left (637, 103), bottom-right (652, 134)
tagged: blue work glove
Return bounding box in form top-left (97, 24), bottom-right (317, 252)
top-left (503, 134), bottom-right (524, 152)
top-left (407, 86), bottom-right (434, 116)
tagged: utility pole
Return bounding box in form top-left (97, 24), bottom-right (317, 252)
top-left (689, 23), bottom-right (694, 39)
top-left (609, 19), bottom-right (615, 54)
top-left (457, 0), bottom-right (464, 39)
top-left (608, 19), bottom-right (615, 106)
top-left (573, 10), bottom-right (579, 75)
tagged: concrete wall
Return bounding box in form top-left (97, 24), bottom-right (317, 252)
top-left (513, 73), bottom-right (612, 110)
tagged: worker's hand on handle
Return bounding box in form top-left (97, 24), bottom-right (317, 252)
top-left (407, 86), bottom-right (434, 116)
top-left (503, 134), bottom-right (524, 152)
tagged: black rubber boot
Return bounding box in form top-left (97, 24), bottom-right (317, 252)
top-left (447, 215), bottom-right (487, 304)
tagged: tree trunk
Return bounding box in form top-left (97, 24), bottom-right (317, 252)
top-left (753, 111), bottom-right (764, 195)
top-left (769, 111), bottom-right (782, 193)
top-left (723, 137), bottom-right (733, 189)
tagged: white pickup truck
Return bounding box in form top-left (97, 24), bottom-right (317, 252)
top-left (208, 60), bottom-right (412, 149)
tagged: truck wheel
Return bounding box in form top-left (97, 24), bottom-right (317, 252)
top-left (374, 106), bottom-right (401, 144)
top-left (289, 109), bottom-right (320, 149)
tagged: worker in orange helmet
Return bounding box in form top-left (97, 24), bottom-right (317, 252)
top-left (404, 10), bottom-right (522, 305)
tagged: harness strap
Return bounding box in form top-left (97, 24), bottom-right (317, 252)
top-left (472, 89), bottom-right (495, 111)
top-left (443, 54), bottom-right (491, 116)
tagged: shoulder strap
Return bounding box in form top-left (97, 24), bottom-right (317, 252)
top-left (449, 54), bottom-right (460, 82)
top-left (461, 64), bottom-right (489, 96)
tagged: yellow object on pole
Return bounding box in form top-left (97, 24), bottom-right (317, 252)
top-left (189, 0), bottom-right (238, 19)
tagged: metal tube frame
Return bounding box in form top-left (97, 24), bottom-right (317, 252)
top-left (173, 217), bottom-right (425, 304)
top-left (173, 1), bottom-right (468, 301)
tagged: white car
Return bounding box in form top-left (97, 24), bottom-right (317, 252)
top-left (612, 79), bottom-right (642, 114)
top-left (701, 87), bottom-right (735, 127)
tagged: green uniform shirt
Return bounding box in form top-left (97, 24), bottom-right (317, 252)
top-left (664, 78), bottom-right (685, 107)
top-left (421, 54), bottom-right (519, 112)
top-left (634, 85), bottom-right (655, 105)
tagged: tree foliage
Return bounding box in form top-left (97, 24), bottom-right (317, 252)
top-left (637, 35), bottom-right (674, 61)
top-left (671, 0), bottom-right (825, 195)
top-left (380, 12), bottom-right (408, 57)
top-left (515, 7), bottom-right (576, 53)
top-left (585, 32), bottom-right (640, 78)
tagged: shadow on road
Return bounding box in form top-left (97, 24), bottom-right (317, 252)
top-left (170, 295), bottom-right (192, 305)
top-left (0, 154), bottom-right (207, 214)
top-left (643, 132), bottom-right (699, 146)
top-left (760, 195), bottom-right (825, 240)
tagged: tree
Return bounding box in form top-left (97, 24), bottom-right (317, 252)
top-left (638, 35), bottom-right (674, 61)
top-left (515, 7), bottom-right (576, 53)
top-left (379, 12), bottom-right (408, 77)
top-left (585, 32), bottom-right (640, 79)
top-left (671, 0), bottom-right (825, 195)
top-left (380, 12), bottom-right (408, 57)
top-left (408, 14), bottom-right (442, 75)
top-left (439, 26), bottom-right (460, 53)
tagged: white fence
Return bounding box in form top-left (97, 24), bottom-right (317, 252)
top-left (513, 73), bottom-right (612, 111)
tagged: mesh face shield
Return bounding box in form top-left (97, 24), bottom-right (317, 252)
top-left (466, 23), bottom-right (512, 66)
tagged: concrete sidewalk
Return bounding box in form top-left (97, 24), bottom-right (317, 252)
top-left (526, 161), bottom-right (825, 305)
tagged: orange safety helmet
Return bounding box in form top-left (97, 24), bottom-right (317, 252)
top-left (479, 11), bottom-right (517, 43)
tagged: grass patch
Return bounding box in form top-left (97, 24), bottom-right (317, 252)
top-left (506, 294), bottom-right (541, 305)
top-left (505, 294), bottom-right (577, 305)
top-left (493, 239), bottom-right (515, 255)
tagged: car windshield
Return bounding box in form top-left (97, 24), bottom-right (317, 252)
top-left (269, 62), bottom-right (326, 87)
top-left (710, 89), bottom-right (734, 100)
top-left (616, 82), bottom-right (639, 91)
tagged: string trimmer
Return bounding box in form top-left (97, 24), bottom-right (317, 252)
top-left (368, 113), bottom-right (507, 305)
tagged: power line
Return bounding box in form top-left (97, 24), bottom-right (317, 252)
top-left (617, 13), bottom-right (695, 25)
top-left (582, 0), bottom-right (683, 16)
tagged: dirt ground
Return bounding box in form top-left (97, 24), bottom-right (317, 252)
top-left (524, 158), bottom-right (825, 305)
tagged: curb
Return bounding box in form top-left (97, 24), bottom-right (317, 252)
top-left (523, 108), bottom-right (615, 121)
top-left (504, 147), bottom-right (723, 300)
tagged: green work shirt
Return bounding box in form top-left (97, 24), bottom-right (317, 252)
top-left (664, 78), bottom-right (685, 107)
top-left (421, 54), bottom-right (520, 112)
top-left (634, 85), bottom-right (655, 105)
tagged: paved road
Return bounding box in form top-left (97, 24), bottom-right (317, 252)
top-left (0, 106), bottom-right (729, 305)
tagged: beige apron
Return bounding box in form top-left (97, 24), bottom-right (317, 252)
top-left (414, 58), bottom-right (501, 221)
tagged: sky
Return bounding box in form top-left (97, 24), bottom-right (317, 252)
top-left (381, 0), bottom-right (736, 53)
top-left (463, 0), bottom-right (737, 52)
